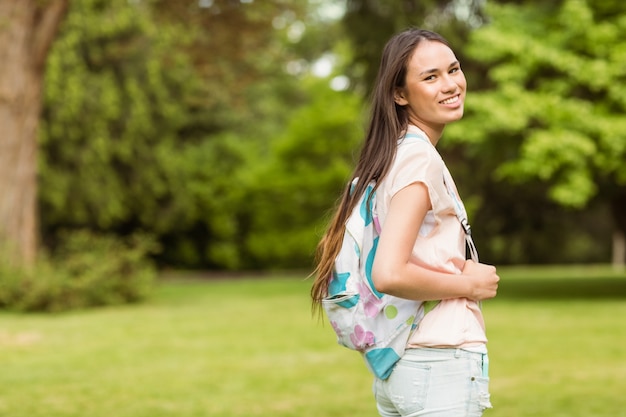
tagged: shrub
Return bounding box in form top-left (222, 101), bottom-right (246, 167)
top-left (0, 230), bottom-right (158, 312)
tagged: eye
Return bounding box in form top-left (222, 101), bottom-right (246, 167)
top-left (424, 74), bottom-right (436, 81)
top-left (450, 66), bottom-right (461, 74)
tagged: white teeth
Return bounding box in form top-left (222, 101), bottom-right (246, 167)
top-left (440, 96), bottom-right (459, 105)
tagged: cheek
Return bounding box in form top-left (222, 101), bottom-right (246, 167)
top-left (412, 84), bottom-right (435, 100)
top-left (459, 74), bottom-right (468, 90)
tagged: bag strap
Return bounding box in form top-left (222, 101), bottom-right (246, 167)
top-left (349, 178), bottom-right (381, 235)
top-left (442, 168), bottom-right (479, 263)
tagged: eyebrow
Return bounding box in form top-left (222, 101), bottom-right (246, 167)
top-left (418, 61), bottom-right (460, 77)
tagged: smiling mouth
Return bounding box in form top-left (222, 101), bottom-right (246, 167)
top-left (439, 95), bottom-right (460, 105)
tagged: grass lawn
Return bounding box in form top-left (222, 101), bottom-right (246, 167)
top-left (1, 265), bottom-right (625, 416)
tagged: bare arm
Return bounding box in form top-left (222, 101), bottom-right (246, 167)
top-left (371, 182), bottom-right (499, 301)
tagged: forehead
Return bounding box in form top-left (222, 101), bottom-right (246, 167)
top-left (407, 40), bottom-right (457, 71)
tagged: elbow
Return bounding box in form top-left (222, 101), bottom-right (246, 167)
top-left (371, 263), bottom-right (396, 295)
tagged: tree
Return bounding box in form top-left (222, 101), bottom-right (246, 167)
top-left (0, 0), bottom-right (69, 266)
top-left (40, 0), bottom-right (224, 267)
top-left (149, 0), bottom-right (310, 137)
top-left (39, 0), bottom-right (328, 269)
top-left (445, 0), bottom-right (626, 265)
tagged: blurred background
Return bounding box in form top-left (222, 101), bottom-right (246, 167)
top-left (2, 3), bottom-right (626, 416)
top-left (1, 0), bottom-right (625, 311)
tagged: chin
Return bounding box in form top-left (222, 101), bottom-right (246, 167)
top-left (448, 107), bottom-right (465, 122)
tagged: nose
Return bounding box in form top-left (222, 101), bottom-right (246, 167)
top-left (441, 74), bottom-right (458, 94)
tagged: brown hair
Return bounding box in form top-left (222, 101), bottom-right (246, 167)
top-left (310, 28), bottom-right (450, 314)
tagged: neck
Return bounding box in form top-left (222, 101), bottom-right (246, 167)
top-left (408, 123), bottom-right (444, 146)
top-left (428, 131), bottom-right (442, 146)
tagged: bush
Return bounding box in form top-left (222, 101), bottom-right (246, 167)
top-left (0, 230), bottom-right (158, 312)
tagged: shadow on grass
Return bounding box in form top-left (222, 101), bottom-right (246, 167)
top-left (497, 277), bottom-right (626, 300)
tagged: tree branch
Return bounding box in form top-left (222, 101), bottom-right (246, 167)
top-left (31, 0), bottom-right (69, 71)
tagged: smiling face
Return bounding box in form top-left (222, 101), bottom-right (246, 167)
top-left (394, 40), bottom-right (466, 143)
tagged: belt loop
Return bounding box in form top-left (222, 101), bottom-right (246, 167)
top-left (454, 348), bottom-right (461, 358)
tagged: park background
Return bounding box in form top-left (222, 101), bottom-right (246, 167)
top-left (1, 0), bottom-right (625, 416)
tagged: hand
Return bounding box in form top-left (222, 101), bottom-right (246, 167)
top-left (462, 259), bottom-right (499, 301)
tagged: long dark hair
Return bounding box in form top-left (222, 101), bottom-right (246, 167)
top-left (311, 28), bottom-right (450, 313)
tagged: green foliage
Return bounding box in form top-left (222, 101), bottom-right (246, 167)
top-left (41, 0), bottom-right (199, 231)
top-left (448, 0), bottom-right (626, 208)
top-left (243, 78), bottom-right (364, 268)
top-left (0, 230), bottom-right (157, 312)
top-left (155, 136), bottom-right (250, 269)
top-left (39, 0), bottom-right (341, 270)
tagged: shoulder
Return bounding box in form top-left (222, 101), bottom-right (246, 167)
top-left (393, 134), bottom-right (444, 176)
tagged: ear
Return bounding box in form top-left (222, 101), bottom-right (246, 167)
top-left (394, 88), bottom-right (408, 106)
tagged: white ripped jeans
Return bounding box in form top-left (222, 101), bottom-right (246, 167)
top-left (373, 348), bottom-right (492, 417)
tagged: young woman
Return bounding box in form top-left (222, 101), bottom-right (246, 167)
top-left (311, 28), bottom-right (500, 416)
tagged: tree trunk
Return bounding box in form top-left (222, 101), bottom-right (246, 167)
top-left (610, 191), bottom-right (626, 272)
top-left (0, 0), bottom-right (68, 266)
top-left (613, 230), bottom-right (625, 272)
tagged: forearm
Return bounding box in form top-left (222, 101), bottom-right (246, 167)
top-left (372, 260), bottom-right (471, 301)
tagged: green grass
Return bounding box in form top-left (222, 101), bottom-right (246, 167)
top-left (1, 265), bottom-right (625, 417)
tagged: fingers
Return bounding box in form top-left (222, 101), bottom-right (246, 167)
top-left (462, 260), bottom-right (499, 301)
